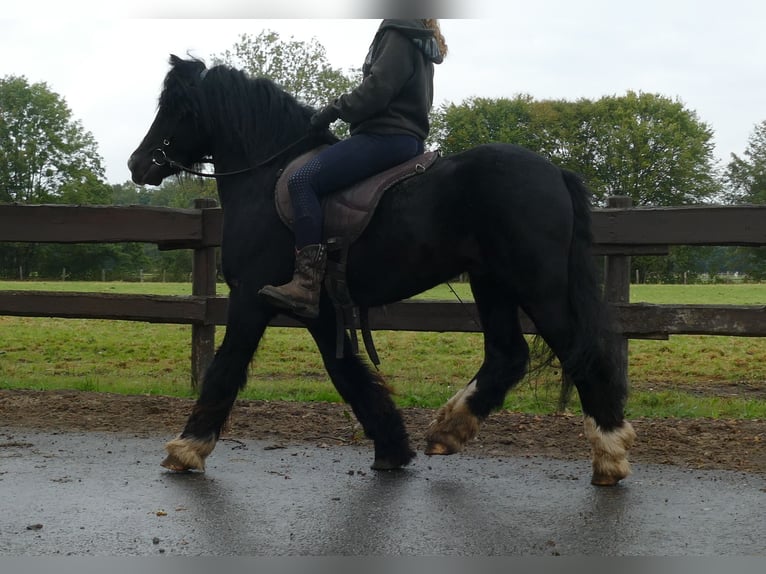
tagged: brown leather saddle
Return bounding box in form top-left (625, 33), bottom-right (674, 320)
top-left (274, 147), bottom-right (440, 365)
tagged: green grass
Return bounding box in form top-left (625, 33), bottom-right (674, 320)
top-left (1, 281), bottom-right (765, 419)
top-left (0, 280), bottom-right (198, 296)
top-left (630, 283), bottom-right (766, 305)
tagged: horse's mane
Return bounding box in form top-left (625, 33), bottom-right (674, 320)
top-left (160, 55), bottom-right (319, 160)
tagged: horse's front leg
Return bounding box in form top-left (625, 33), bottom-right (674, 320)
top-left (162, 291), bottom-right (271, 471)
top-left (307, 305), bottom-right (415, 470)
top-left (425, 282), bottom-right (529, 457)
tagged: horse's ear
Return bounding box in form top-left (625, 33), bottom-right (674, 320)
top-left (169, 54), bottom-right (182, 66)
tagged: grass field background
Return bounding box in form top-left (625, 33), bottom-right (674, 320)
top-left (1, 281), bottom-right (764, 419)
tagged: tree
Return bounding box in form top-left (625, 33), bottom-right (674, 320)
top-left (579, 92), bottom-right (720, 205)
top-left (434, 91), bottom-right (721, 206)
top-left (213, 30), bottom-right (357, 117)
top-left (143, 177), bottom-right (217, 209)
top-left (0, 75), bottom-right (111, 279)
top-left (437, 96), bottom-right (536, 153)
top-left (108, 178), bottom-right (219, 281)
top-left (725, 120), bottom-right (766, 204)
top-left (110, 181), bottom-right (155, 206)
top-left (0, 75), bottom-right (105, 204)
top-left (722, 121), bottom-right (766, 280)
top-left (582, 93), bottom-right (721, 281)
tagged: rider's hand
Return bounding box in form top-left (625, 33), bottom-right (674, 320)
top-left (309, 103), bottom-right (340, 131)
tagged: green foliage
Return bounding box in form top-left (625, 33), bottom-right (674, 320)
top-left (437, 95), bottom-right (574, 160)
top-left (111, 177), bottom-right (217, 209)
top-left (438, 96), bottom-right (531, 150)
top-left (633, 246), bottom-right (766, 283)
top-left (579, 92), bottom-right (719, 205)
top-left (0, 75), bottom-right (115, 279)
top-left (107, 178), bottom-right (219, 281)
top-left (110, 181), bottom-right (155, 206)
top-left (58, 170), bottom-right (112, 205)
top-left (0, 75), bottom-right (105, 203)
top-left (434, 91), bottom-right (721, 206)
top-left (723, 121), bottom-right (766, 279)
top-left (725, 120), bottom-right (766, 204)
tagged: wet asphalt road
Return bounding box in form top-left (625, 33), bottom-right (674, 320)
top-left (1, 427), bottom-right (764, 556)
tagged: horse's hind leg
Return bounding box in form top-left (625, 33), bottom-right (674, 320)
top-left (425, 275), bottom-right (530, 455)
top-left (523, 292), bottom-right (635, 486)
top-left (307, 310), bottom-right (415, 470)
top-left (162, 290), bottom-right (268, 471)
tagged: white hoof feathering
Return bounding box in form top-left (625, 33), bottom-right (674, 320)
top-left (425, 380), bottom-right (481, 455)
top-left (161, 435), bottom-right (217, 471)
top-left (584, 417), bottom-right (636, 486)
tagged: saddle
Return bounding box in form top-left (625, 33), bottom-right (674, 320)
top-left (274, 147), bottom-right (440, 365)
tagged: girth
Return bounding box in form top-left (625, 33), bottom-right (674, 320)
top-left (274, 147), bottom-right (440, 365)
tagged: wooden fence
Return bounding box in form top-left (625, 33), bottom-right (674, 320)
top-left (1, 197), bottom-right (765, 385)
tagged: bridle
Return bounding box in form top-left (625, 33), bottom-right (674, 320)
top-left (151, 132), bottom-right (314, 179)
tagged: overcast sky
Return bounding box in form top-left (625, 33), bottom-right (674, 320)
top-left (2, 0), bottom-right (765, 184)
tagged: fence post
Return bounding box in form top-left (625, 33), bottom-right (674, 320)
top-left (603, 195), bottom-right (633, 380)
top-left (191, 198), bottom-right (218, 388)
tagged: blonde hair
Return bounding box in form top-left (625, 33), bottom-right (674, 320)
top-left (423, 19), bottom-right (448, 59)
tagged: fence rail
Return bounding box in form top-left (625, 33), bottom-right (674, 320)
top-left (1, 199), bottom-right (765, 384)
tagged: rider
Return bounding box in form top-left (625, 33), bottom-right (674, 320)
top-left (258, 19), bottom-right (447, 318)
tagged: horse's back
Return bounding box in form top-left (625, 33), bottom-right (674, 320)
top-left (433, 143), bottom-right (576, 228)
top-left (366, 142), bottom-right (576, 250)
top-left (448, 143), bottom-right (570, 187)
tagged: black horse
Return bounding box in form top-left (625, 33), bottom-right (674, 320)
top-left (128, 55), bottom-right (635, 486)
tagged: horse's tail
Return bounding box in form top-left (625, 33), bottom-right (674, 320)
top-left (558, 169), bottom-right (625, 408)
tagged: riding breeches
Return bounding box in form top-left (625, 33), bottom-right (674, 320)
top-left (288, 132), bottom-right (423, 249)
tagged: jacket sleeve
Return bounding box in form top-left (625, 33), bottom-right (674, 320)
top-left (333, 30), bottom-right (416, 124)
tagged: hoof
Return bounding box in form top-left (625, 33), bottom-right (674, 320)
top-left (371, 458), bottom-right (405, 471)
top-left (161, 435), bottom-right (215, 472)
top-left (424, 437), bottom-right (460, 456)
top-left (585, 418), bottom-right (636, 486)
top-left (371, 446), bottom-right (416, 471)
top-left (161, 453), bottom-right (197, 472)
top-left (424, 380), bottom-right (481, 456)
top-left (590, 470), bottom-right (628, 487)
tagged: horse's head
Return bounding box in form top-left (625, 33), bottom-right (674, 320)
top-left (128, 55), bottom-right (210, 186)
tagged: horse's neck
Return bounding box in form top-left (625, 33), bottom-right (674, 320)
top-left (212, 123), bottom-right (309, 175)
top-left (212, 159), bottom-right (279, 212)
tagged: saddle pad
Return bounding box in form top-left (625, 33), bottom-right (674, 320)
top-left (275, 147), bottom-right (440, 243)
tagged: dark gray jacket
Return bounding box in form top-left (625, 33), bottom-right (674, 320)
top-left (332, 19), bottom-right (444, 140)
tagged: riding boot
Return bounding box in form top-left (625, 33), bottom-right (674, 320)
top-left (258, 244), bottom-right (327, 319)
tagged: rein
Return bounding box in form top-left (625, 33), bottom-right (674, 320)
top-left (151, 133), bottom-right (313, 179)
